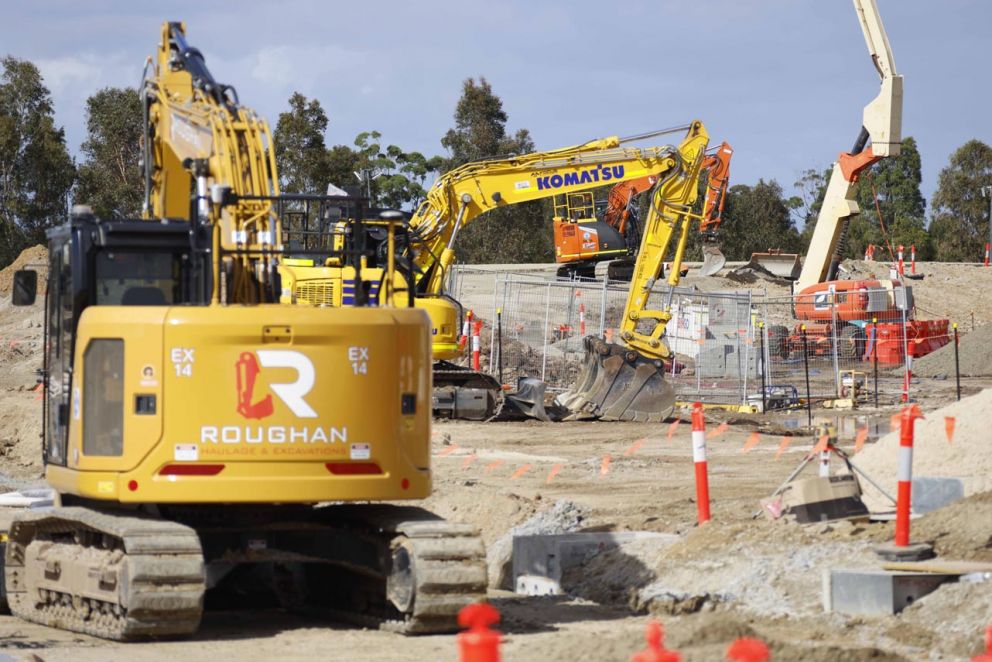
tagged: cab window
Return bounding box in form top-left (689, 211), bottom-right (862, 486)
top-left (94, 251), bottom-right (180, 305)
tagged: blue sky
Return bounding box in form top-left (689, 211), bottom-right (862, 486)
top-left (3, 1), bottom-right (989, 218)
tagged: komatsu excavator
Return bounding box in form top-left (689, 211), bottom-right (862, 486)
top-left (402, 121), bottom-right (722, 419)
top-left (280, 126), bottom-right (730, 420)
top-left (553, 142), bottom-right (732, 280)
top-left (0, 22), bottom-right (485, 640)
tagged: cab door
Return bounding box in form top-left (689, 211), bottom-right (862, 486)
top-left (44, 240), bottom-right (73, 466)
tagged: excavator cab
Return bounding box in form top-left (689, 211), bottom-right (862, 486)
top-left (553, 191), bottom-right (629, 279)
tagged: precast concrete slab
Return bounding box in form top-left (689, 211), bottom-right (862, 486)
top-left (512, 531), bottom-right (679, 596)
top-left (822, 568), bottom-right (955, 615)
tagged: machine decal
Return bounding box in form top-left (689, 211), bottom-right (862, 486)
top-left (235, 349), bottom-right (317, 419)
top-left (199, 425), bottom-right (347, 445)
top-left (349, 346), bottom-right (369, 375)
top-left (170, 347), bottom-right (195, 377)
top-left (140, 364), bottom-right (158, 387)
top-left (174, 443), bottom-right (199, 461)
top-left (350, 443), bottom-right (371, 460)
top-left (535, 165), bottom-right (626, 191)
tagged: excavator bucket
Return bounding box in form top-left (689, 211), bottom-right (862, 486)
top-left (699, 244), bottom-right (726, 277)
top-left (555, 337), bottom-right (676, 422)
top-left (747, 251), bottom-right (801, 279)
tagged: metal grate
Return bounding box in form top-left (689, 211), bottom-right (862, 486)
top-left (297, 282), bottom-right (335, 307)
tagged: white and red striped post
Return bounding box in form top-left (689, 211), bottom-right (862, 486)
top-left (895, 405), bottom-right (923, 547)
top-left (471, 320), bottom-right (482, 371)
top-left (985, 243), bottom-right (990, 268)
top-left (864, 244), bottom-right (874, 261)
top-left (897, 245), bottom-right (905, 276)
top-left (579, 302), bottom-right (586, 336)
top-left (460, 309), bottom-right (474, 350)
top-left (901, 355), bottom-right (912, 403)
top-left (691, 402), bottom-right (711, 524)
top-left (910, 244), bottom-right (916, 274)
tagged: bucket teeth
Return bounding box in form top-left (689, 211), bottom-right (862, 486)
top-left (555, 337), bottom-right (676, 422)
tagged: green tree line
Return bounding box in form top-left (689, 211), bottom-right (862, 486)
top-left (2, 52), bottom-right (991, 268)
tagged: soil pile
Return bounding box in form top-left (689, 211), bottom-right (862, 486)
top-left (913, 323), bottom-right (992, 377)
top-left (0, 245), bottom-right (48, 296)
top-left (854, 389), bottom-right (992, 511)
top-left (0, 299), bottom-right (45, 482)
top-left (911, 490), bottom-right (992, 561)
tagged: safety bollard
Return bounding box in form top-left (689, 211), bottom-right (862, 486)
top-left (579, 302), bottom-right (586, 336)
top-left (897, 244), bottom-right (905, 276)
top-left (985, 243), bottom-right (991, 268)
top-left (460, 309), bottom-right (474, 349)
top-left (692, 402), bottom-right (711, 524)
top-left (910, 244), bottom-right (916, 274)
top-left (895, 404), bottom-right (923, 547)
top-left (864, 244), bottom-right (873, 261)
top-left (972, 625), bottom-right (992, 662)
top-left (631, 620), bottom-right (680, 662)
top-left (726, 637), bottom-right (770, 662)
top-left (457, 602), bottom-right (501, 662)
top-left (472, 320), bottom-right (482, 371)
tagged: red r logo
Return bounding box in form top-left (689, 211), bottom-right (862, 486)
top-left (235, 352), bottom-right (274, 419)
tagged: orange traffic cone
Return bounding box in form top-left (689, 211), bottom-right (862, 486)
top-left (457, 602), bottom-right (501, 662)
top-left (631, 620), bottom-right (680, 662)
top-left (726, 637), bottom-right (770, 662)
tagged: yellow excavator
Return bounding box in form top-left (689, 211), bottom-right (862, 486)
top-left (283, 123), bottom-right (729, 421)
top-left (1, 22), bottom-right (485, 639)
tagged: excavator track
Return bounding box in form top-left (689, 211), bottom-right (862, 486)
top-left (310, 505), bottom-right (488, 635)
top-left (3, 507), bottom-right (204, 641)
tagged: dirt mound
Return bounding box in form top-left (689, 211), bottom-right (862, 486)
top-left (911, 490), bottom-right (992, 561)
top-left (854, 389), bottom-right (992, 511)
top-left (913, 323), bottom-right (992, 377)
top-left (0, 245), bottom-right (48, 296)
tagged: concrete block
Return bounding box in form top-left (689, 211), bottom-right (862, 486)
top-left (512, 531), bottom-right (679, 596)
top-left (823, 569), bottom-right (954, 615)
top-left (911, 476), bottom-right (964, 513)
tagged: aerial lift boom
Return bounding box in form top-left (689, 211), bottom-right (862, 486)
top-left (794, 0), bottom-right (903, 293)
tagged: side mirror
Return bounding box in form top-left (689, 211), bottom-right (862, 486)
top-left (12, 269), bottom-right (38, 306)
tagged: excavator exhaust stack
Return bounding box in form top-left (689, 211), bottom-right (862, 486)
top-left (555, 337), bottom-right (676, 422)
top-left (699, 243), bottom-right (726, 277)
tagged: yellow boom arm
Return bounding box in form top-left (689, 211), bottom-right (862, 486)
top-left (409, 124), bottom-right (710, 297)
top-left (142, 21), bottom-right (282, 303)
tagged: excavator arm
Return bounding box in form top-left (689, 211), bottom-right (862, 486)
top-left (142, 21), bottom-right (282, 304)
top-left (794, 0), bottom-right (903, 293)
top-left (698, 142), bottom-right (734, 276)
top-left (408, 124), bottom-right (712, 298)
top-left (555, 121), bottom-right (715, 421)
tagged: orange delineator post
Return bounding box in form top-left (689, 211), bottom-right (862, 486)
top-left (972, 625), bottom-right (992, 662)
top-left (579, 302), bottom-right (586, 336)
top-left (472, 320), bottom-right (482, 371)
top-left (691, 402), bottom-right (711, 524)
top-left (910, 244), bottom-right (916, 274)
top-left (897, 244), bottom-right (905, 276)
top-left (895, 405), bottom-right (923, 547)
top-left (864, 244), bottom-right (875, 261)
top-left (901, 356), bottom-right (912, 404)
top-left (985, 243), bottom-right (990, 268)
top-left (457, 602), bottom-right (501, 662)
top-left (460, 309), bottom-right (474, 349)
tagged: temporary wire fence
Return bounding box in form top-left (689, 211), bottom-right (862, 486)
top-left (445, 268), bottom-right (948, 411)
